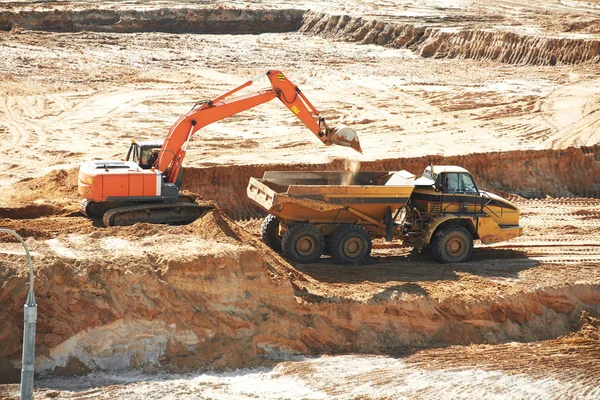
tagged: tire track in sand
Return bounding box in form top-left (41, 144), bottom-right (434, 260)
top-left (540, 79), bottom-right (600, 148)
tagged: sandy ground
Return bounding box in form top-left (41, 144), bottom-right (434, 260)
top-left (0, 0), bottom-right (599, 398)
top-left (1, 7), bottom-right (599, 188)
top-left (238, 196), bottom-right (600, 302)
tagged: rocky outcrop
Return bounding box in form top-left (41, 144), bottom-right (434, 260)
top-left (300, 11), bottom-right (600, 65)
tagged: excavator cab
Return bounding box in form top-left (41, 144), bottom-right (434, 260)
top-left (126, 141), bottom-right (162, 169)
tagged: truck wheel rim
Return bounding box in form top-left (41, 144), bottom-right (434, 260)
top-left (447, 237), bottom-right (465, 256)
top-left (296, 236), bottom-right (316, 256)
top-left (343, 237), bottom-right (364, 257)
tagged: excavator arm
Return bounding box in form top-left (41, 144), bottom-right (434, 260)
top-left (156, 70), bottom-right (362, 184)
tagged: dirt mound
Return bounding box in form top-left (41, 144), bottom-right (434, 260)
top-left (187, 209), bottom-right (242, 244)
top-left (300, 11), bottom-right (600, 66)
top-left (0, 168), bottom-right (81, 222)
top-left (569, 310), bottom-right (600, 341)
top-left (12, 168), bottom-right (79, 204)
top-left (0, 7), bottom-right (303, 34)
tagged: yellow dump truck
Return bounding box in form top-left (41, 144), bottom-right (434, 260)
top-left (247, 166), bottom-right (523, 264)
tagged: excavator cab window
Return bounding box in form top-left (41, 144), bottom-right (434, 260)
top-left (126, 142), bottom-right (162, 169)
top-left (139, 146), bottom-right (161, 169)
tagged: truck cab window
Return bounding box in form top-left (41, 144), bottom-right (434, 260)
top-left (459, 173), bottom-right (477, 194)
top-left (443, 173), bottom-right (460, 193)
top-left (443, 173), bottom-right (477, 194)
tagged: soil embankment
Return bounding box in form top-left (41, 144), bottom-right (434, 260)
top-left (0, 8), bottom-right (304, 34)
top-left (1, 206), bottom-right (599, 383)
top-left (300, 11), bottom-right (600, 66)
top-left (1, 146), bottom-right (600, 382)
top-left (182, 146), bottom-right (600, 219)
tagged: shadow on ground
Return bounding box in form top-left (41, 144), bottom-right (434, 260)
top-left (292, 247), bottom-right (539, 286)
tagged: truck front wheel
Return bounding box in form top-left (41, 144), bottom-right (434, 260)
top-left (431, 225), bottom-right (473, 263)
top-left (282, 223), bottom-right (325, 263)
top-left (330, 224), bottom-right (372, 264)
top-left (261, 214), bottom-right (282, 252)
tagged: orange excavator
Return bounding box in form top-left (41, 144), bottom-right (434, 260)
top-left (78, 70), bottom-right (362, 226)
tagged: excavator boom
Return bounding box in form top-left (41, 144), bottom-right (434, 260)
top-left (157, 70), bottom-right (362, 183)
top-left (78, 70), bottom-right (361, 227)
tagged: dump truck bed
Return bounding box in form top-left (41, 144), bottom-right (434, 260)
top-left (247, 171), bottom-right (415, 226)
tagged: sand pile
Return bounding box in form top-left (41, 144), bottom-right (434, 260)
top-left (2, 168), bottom-right (81, 219)
top-left (13, 169), bottom-right (79, 202)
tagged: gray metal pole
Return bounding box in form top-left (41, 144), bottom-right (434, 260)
top-left (0, 229), bottom-right (36, 400)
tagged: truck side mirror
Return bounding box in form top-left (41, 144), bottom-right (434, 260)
top-left (434, 178), bottom-right (442, 192)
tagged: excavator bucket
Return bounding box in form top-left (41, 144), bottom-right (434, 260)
top-left (331, 125), bottom-right (363, 153)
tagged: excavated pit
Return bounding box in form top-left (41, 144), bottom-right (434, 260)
top-left (1, 147), bottom-right (599, 383)
top-left (300, 11), bottom-right (600, 66)
top-left (1, 2), bottom-right (600, 394)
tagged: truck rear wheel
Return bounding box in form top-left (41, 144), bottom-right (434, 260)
top-left (261, 214), bottom-right (282, 251)
top-left (431, 225), bottom-right (473, 263)
top-left (282, 223), bottom-right (325, 264)
top-left (330, 224), bottom-right (372, 264)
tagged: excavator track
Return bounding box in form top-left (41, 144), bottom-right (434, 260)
top-left (102, 202), bottom-right (211, 227)
top-left (81, 198), bottom-right (115, 218)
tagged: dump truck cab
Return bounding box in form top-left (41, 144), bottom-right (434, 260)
top-left (405, 165), bottom-right (522, 262)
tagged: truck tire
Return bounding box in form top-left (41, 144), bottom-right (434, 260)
top-left (281, 223), bottom-right (325, 264)
top-left (330, 224), bottom-right (372, 264)
top-left (261, 214), bottom-right (282, 251)
top-left (431, 225), bottom-right (473, 263)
